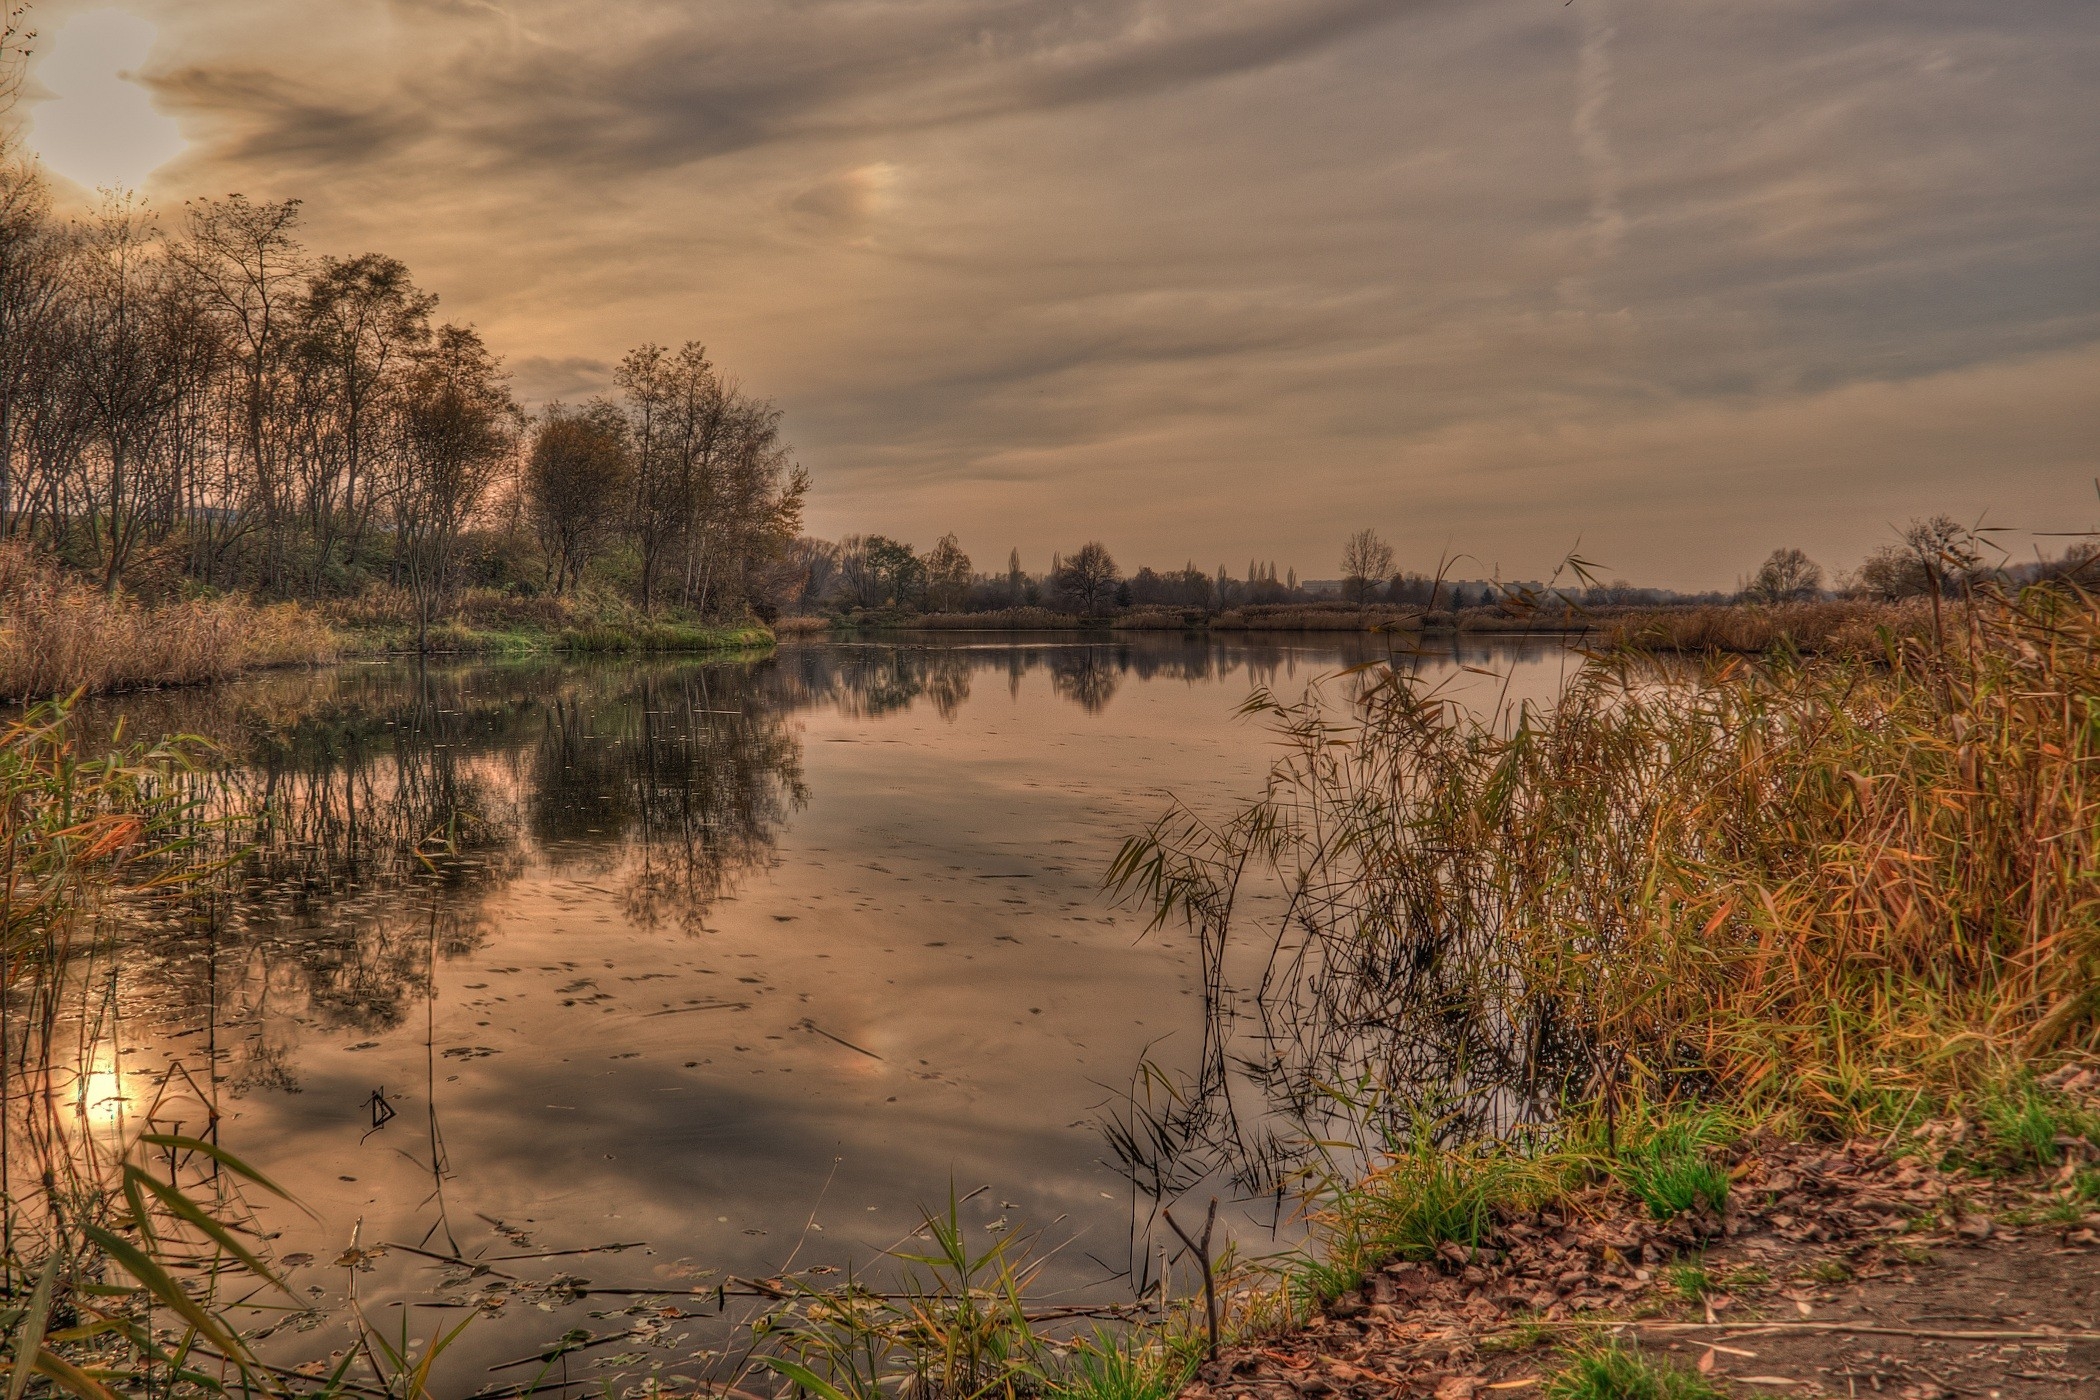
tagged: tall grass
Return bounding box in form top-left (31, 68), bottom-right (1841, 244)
top-left (1114, 580), bottom-right (2100, 1139)
top-left (0, 543), bottom-right (339, 700)
top-left (1600, 599), bottom-right (1932, 656)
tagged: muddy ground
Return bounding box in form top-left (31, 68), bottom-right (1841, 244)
top-left (1183, 1135), bottom-right (2100, 1400)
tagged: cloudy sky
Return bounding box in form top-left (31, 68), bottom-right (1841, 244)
top-left (16, 0), bottom-right (2100, 588)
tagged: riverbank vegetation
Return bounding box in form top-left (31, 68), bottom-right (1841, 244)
top-left (1117, 573), bottom-right (2099, 1138)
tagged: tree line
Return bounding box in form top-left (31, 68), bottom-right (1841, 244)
top-left (779, 515), bottom-right (2096, 624)
top-left (0, 163), bottom-right (805, 641)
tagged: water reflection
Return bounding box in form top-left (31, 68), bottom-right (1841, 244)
top-left (11, 632), bottom-right (1579, 1392)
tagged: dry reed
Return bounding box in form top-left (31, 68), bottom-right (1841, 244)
top-left (1115, 581), bottom-right (2100, 1135)
top-left (0, 543), bottom-right (339, 701)
top-left (1600, 599), bottom-right (1934, 655)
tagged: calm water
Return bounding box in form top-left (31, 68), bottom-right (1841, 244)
top-left (30, 633), bottom-right (1578, 1393)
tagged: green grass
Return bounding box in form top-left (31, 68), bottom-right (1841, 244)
top-left (1608, 1114), bottom-right (1733, 1220)
top-left (1290, 1131), bottom-right (1528, 1309)
top-left (1547, 1345), bottom-right (1725, 1400)
top-left (1046, 1332), bottom-right (1190, 1400)
top-left (1979, 1074), bottom-right (2100, 1170)
top-left (1663, 1262), bottom-right (1714, 1302)
top-left (345, 618), bottom-right (774, 656)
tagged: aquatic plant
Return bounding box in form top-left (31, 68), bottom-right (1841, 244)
top-left (756, 1190), bottom-right (1053, 1400)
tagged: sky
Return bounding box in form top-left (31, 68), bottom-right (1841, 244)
top-left (13, 0), bottom-right (2100, 589)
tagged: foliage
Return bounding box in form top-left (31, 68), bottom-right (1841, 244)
top-left (1600, 599), bottom-right (1931, 655)
top-left (0, 541), bottom-right (339, 698)
top-left (1977, 1073), bottom-right (2100, 1171)
top-left (1043, 1331), bottom-right (1189, 1400)
top-left (1290, 1129), bottom-right (1524, 1309)
top-left (527, 399), bottom-right (633, 593)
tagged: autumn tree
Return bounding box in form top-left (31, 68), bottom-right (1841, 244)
top-left (866, 535), bottom-right (921, 607)
top-left (527, 400), bottom-right (630, 593)
top-left (395, 324), bottom-right (519, 648)
top-left (293, 253), bottom-right (433, 583)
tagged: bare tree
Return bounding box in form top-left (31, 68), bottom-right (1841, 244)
top-left (1340, 527), bottom-right (1395, 605)
top-left (71, 195), bottom-right (191, 587)
top-left (923, 532), bottom-right (970, 612)
top-left (1054, 541), bottom-right (1120, 615)
top-left (835, 534), bottom-right (882, 609)
top-left (0, 160), bottom-right (66, 529)
top-left (1854, 516), bottom-right (1980, 600)
top-left (178, 195), bottom-right (306, 585)
top-left (1743, 547), bottom-right (1822, 604)
top-left (787, 536), bottom-right (840, 611)
top-left (294, 253), bottom-right (434, 585)
top-left (395, 324), bottom-right (518, 648)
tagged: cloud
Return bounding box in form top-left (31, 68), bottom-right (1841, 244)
top-left (45, 0), bottom-right (2100, 586)
top-left (507, 354), bottom-right (613, 408)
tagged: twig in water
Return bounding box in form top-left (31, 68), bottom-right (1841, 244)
top-left (1164, 1196), bottom-right (1221, 1363)
top-left (794, 1018), bottom-right (882, 1060)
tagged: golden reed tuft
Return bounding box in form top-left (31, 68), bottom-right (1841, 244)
top-left (0, 542), bottom-right (340, 700)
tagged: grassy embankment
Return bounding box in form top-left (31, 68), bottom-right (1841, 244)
top-left (0, 542), bottom-right (773, 701)
top-left (318, 583), bottom-right (773, 658)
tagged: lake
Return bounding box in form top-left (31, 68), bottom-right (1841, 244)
top-left (29, 632), bottom-right (1579, 1393)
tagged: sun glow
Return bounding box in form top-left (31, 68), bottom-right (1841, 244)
top-left (27, 7), bottom-right (185, 193)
